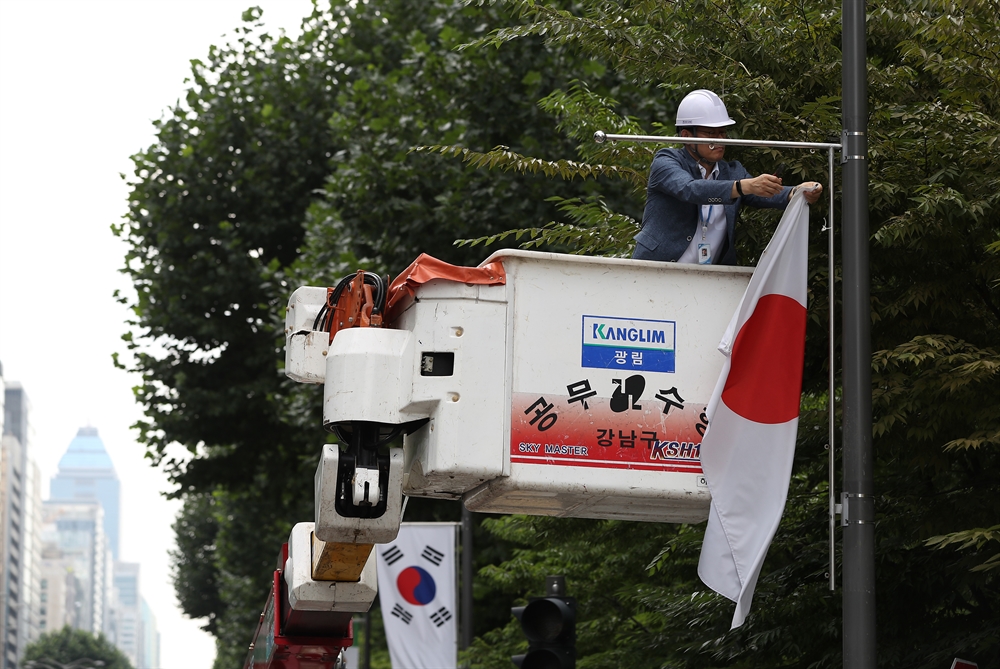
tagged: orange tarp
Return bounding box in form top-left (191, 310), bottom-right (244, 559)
top-left (384, 253), bottom-right (506, 323)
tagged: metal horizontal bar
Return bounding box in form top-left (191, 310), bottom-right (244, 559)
top-left (594, 131), bottom-right (842, 151)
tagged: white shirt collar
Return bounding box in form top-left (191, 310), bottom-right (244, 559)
top-left (698, 162), bottom-right (720, 180)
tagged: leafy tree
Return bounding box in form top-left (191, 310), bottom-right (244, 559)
top-left (292, 1), bottom-right (643, 279)
top-left (23, 626), bottom-right (132, 669)
top-left (115, 5), bottom-right (341, 494)
top-left (116, 8), bottom-right (344, 664)
top-left (170, 493), bottom-right (223, 635)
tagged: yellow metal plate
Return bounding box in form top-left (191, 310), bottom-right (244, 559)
top-left (311, 533), bottom-right (374, 582)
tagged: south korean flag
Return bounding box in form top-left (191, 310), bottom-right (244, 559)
top-left (376, 522), bottom-right (458, 669)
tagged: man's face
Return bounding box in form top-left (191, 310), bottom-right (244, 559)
top-left (691, 126), bottom-right (727, 163)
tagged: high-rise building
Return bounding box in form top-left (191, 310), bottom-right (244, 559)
top-left (0, 438), bottom-right (14, 669)
top-left (49, 428), bottom-right (121, 560)
top-left (0, 438), bottom-right (15, 669)
top-left (44, 428), bottom-right (161, 664)
top-left (1, 362), bottom-right (5, 652)
top-left (112, 562), bottom-right (140, 666)
top-left (39, 502), bottom-right (109, 636)
top-left (17, 462), bottom-right (41, 656)
top-left (2, 374), bottom-right (159, 669)
top-left (0, 363), bottom-right (7, 669)
top-left (37, 546), bottom-right (83, 635)
top-left (2, 378), bottom-right (41, 669)
top-left (104, 560), bottom-right (161, 669)
top-left (139, 598), bottom-right (160, 669)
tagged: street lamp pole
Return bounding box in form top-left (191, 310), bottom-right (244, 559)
top-left (841, 0), bottom-right (877, 666)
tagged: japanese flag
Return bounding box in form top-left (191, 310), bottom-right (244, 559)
top-left (697, 189), bottom-right (812, 628)
top-left (377, 523), bottom-right (458, 668)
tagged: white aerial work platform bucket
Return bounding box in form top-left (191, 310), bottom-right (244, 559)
top-left (385, 250), bottom-right (753, 523)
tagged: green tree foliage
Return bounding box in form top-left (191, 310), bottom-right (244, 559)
top-left (116, 7), bottom-right (341, 494)
top-left (170, 493), bottom-right (223, 635)
top-left (291, 1), bottom-right (641, 279)
top-left (441, 0), bottom-right (998, 667)
top-left (23, 626), bottom-right (132, 669)
top-left (116, 9), bottom-right (341, 665)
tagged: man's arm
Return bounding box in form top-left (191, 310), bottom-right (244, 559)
top-left (648, 150), bottom-right (734, 204)
top-left (734, 176), bottom-right (824, 207)
top-left (730, 174), bottom-right (784, 200)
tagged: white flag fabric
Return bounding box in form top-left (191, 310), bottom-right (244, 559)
top-left (376, 522), bottom-right (458, 668)
top-left (697, 189), bottom-right (812, 628)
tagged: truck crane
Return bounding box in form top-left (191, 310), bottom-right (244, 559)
top-left (243, 249), bottom-right (752, 668)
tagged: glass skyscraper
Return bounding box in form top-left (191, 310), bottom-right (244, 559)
top-left (49, 427), bottom-right (121, 560)
top-left (43, 427), bottom-right (159, 663)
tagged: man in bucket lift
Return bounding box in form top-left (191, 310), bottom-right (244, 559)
top-left (632, 89), bottom-right (823, 265)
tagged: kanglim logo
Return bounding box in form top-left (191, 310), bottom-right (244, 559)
top-left (592, 323), bottom-right (667, 345)
top-left (582, 315), bottom-right (677, 373)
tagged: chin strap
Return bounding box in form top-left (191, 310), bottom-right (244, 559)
top-left (685, 143), bottom-right (717, 174)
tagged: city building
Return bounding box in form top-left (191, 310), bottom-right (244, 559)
top-left (37, 547), bottom-right (83, 634)
top-left (112, 562), bottom-right (140, 666)
top-left (139, 598), bottom-right (160, 669)
top-left (39, 501), bottom-right (109, 637)
top-left (18, 463), bottom-right (41, 658)
top-left (49, 427), bottom-right (121, 560)
top-left (2, 376), bottom-right (42, 669)
top-left (40, 427), bottom-right (161, 665)
top-left (1, 383), bottom-right (162, 668)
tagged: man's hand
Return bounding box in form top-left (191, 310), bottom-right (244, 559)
top-left (743, 174), bottom-right (784, 197)
top-left (793, 182), bottom-right (824, 204)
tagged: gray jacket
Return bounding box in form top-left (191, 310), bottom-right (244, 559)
top-left (633, 148), bottom-right (791, 265)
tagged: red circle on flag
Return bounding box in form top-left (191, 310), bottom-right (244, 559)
top-left (397, 566), bottom-right (436, 606)
top-left (721, 293), bottom-right (807, 424)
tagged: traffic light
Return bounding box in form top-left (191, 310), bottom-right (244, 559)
top-left (511, 576), bottom-right (576, 669)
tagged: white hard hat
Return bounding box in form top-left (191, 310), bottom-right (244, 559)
top-left (675, 90), bottom-right (736, 128)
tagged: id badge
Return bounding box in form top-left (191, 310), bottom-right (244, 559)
top-left (698, 243), bottom-right (712, 265)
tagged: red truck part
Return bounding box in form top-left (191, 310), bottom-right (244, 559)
top-left (243, 545), bottom-right (354, 669)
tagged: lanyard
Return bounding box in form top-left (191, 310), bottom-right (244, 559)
top-left (699, 204), bottom-right (713, 240)
top-left (699, 166), bottom-right (717, 240)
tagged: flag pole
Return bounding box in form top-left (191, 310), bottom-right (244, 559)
top-left (461, 505), bottom-right (474, 652)
top-left (826, 145), bottom-right (837, 593)
top-left (363, 611), bottom-right (372, 669)
top-left (841, 0), bottom-right (876, 665)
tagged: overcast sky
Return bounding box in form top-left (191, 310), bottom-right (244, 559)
top-left (0, 1), bottom-right (314, 666)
